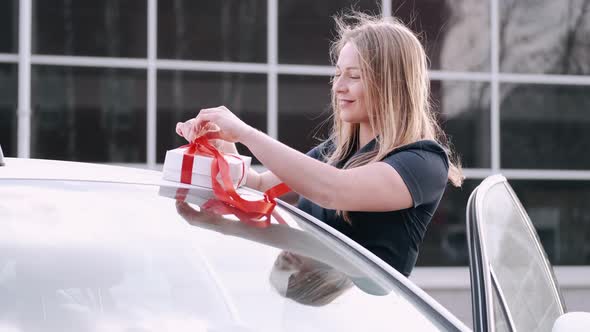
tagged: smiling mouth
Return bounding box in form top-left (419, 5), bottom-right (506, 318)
top-left (339, 100), bottom-right (355, 107)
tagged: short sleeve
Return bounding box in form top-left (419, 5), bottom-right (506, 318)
top-left (381, 145), bottom-right (449, 207)
top-left (305, 145), bottom-right (322, 160)
top-left (304, 140), bottom-right (333, 161)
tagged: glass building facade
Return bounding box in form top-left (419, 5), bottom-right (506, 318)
top-left (2, 0), bottom-right (590, 267)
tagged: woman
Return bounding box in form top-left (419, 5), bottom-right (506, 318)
top-left (176, 12), bottom-right (463, 277)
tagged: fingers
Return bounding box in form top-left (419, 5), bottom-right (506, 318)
top-left (175, 200), bottom-right (189, 217)
top-left (195, 112), bottom-right (215, 125)
top-left (175, 106), bottom-right (228, 142)
top-left (199, 106), bottom-right (227, 114)
top-left (204, 122), bottom-right (220, 132)
top-left (175, 122), bottom-right (190, 141)
top-left (193, 113), bottom-right (215, 136)
top-left (186, 121), bottom-right (198, 142)
top-left (176, 117), bottom-right (208, 142)
top-left (175, 200), bottom-right (200, 219)
top-left (175, 120), bottom-right (192, 142)
top-left (209, 138), bottom-right (222, 149)
top-left (204, 130), bottom-right (222, 140)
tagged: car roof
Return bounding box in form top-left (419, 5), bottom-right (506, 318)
top-left (0, 157), bottom-right (469, 331)
top-left (0, 157), bottom-right (166, 186)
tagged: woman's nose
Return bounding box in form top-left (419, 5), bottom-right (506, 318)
top-left (333, 77), bottom-right (347, 93)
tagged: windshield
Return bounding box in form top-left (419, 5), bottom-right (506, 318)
top-left (0, 179), bottom-right (457, 332)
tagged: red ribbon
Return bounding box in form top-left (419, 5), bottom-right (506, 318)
top-left (179, 136), bottom-right (291, 219)
top-left (201, 199), bottom-right (288, 228)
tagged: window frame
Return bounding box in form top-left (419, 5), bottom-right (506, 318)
top-left (467, 174), bottom-right (566, 332)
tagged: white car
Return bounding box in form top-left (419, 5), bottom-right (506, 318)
top-left (0, 151), bottom-right (588, 331)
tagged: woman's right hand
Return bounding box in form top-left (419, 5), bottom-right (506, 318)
top-left (176, 106), bottom-right (254, 144)
top-left (176, 118), bottom-right (238, 154)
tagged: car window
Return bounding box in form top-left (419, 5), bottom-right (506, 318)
top-left (478, 180), bottom-right (564, 331)
top-left (0, 179), bottom-right (460, 332)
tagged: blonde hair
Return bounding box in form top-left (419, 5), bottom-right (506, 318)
top-left (324, 12), bottom-right (463, 220)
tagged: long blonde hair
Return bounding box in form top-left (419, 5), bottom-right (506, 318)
top-left (325, 13), bottom-right (463, 220)
top-left (326, 13), bottom-right (463, 179)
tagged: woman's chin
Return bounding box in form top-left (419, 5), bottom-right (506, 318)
top-left (338, 110), bottom-right (354, 122)
top-left (340, 114), bottom-right (362, 124)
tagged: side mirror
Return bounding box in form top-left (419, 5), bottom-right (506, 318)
top-left (552, 312), bottom-right (590, 332)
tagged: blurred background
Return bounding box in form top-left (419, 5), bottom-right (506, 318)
top-left (1, 0), bottom-right (589, 322)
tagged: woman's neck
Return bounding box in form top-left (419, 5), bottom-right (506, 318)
top-left (358, 123), bottom-right (376, 148)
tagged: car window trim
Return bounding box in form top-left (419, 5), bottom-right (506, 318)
top-left (470, 175), bottom-right (567, 332)
top-left (475, 178), bottom-right (566, 314)
top-left (467, 187), bottom-right (489, 332)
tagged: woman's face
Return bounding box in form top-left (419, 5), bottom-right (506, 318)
top-left (333, 42), bottom-right (368, 124)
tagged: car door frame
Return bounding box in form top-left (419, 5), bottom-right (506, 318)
top-left (466, 174), bottom-right (566, 332)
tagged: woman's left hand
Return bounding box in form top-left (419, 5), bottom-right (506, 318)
top-left (176, 106), bottom-right (254, 143)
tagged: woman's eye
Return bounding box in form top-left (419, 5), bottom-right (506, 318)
top-left (350, 76), bottom-right (360, 79)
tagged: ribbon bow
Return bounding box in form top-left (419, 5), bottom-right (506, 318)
top-left (180, 136), bottom-right (291, 222)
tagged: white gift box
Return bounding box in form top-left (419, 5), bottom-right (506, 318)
top-left (162, 147), bottom-right (251, 188)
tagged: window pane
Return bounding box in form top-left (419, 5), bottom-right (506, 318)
top-left (510, 180), bottom-right (590, 265)
top-left (32, 0), bottom-right (147, 57)
top-left (278, 75), bottom-right (332, 154)
top-left (279, 0), bottom-right (380, 65)
top-left (157, 71), bottom-right (266, 163)
top-left (394, 0), bottom-right (490, 72)
top-left (501, 84), bottom-right (590, 169)
top-left (0, 64), bottom-right (18, 157)
top-left (499, 0), bottom-right (590, 75)
top-left (0, 0), bottom-right (18, 53)
top-left (158, 1), bottom-right (266, 62)
top-left (432, 80), bottom-right (491, 168)
top-left (417, 180), bottom-right (479, 266)
top-left (31, 66), bottom-right (147, 162)
top-left (420, 179), bottom-right (590, 267)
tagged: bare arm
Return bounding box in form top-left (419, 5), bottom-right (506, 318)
top-left (219, 140), bottom-right (282, 192)
top-left (241, 129), bottom-right (412, 211)
top-left (179, 106), bottom-right (413, 212)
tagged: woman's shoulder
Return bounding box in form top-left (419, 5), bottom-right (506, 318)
top-left (317, 138), bottom-right (336, 151)
top-left (384, 140), bottom-right (449, 167)
top-left (394, 139), bottom-right (445, 153)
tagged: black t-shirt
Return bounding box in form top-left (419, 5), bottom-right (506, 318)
top-left (297, 139), bottom-right (449, 277)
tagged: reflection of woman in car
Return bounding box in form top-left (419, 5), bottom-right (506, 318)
top-left (176, 12), bottom-right (463, 277)
top-left (269, 251), bottom-right (353, 307)
top-left (175, 200), bottom-right (388, 306)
